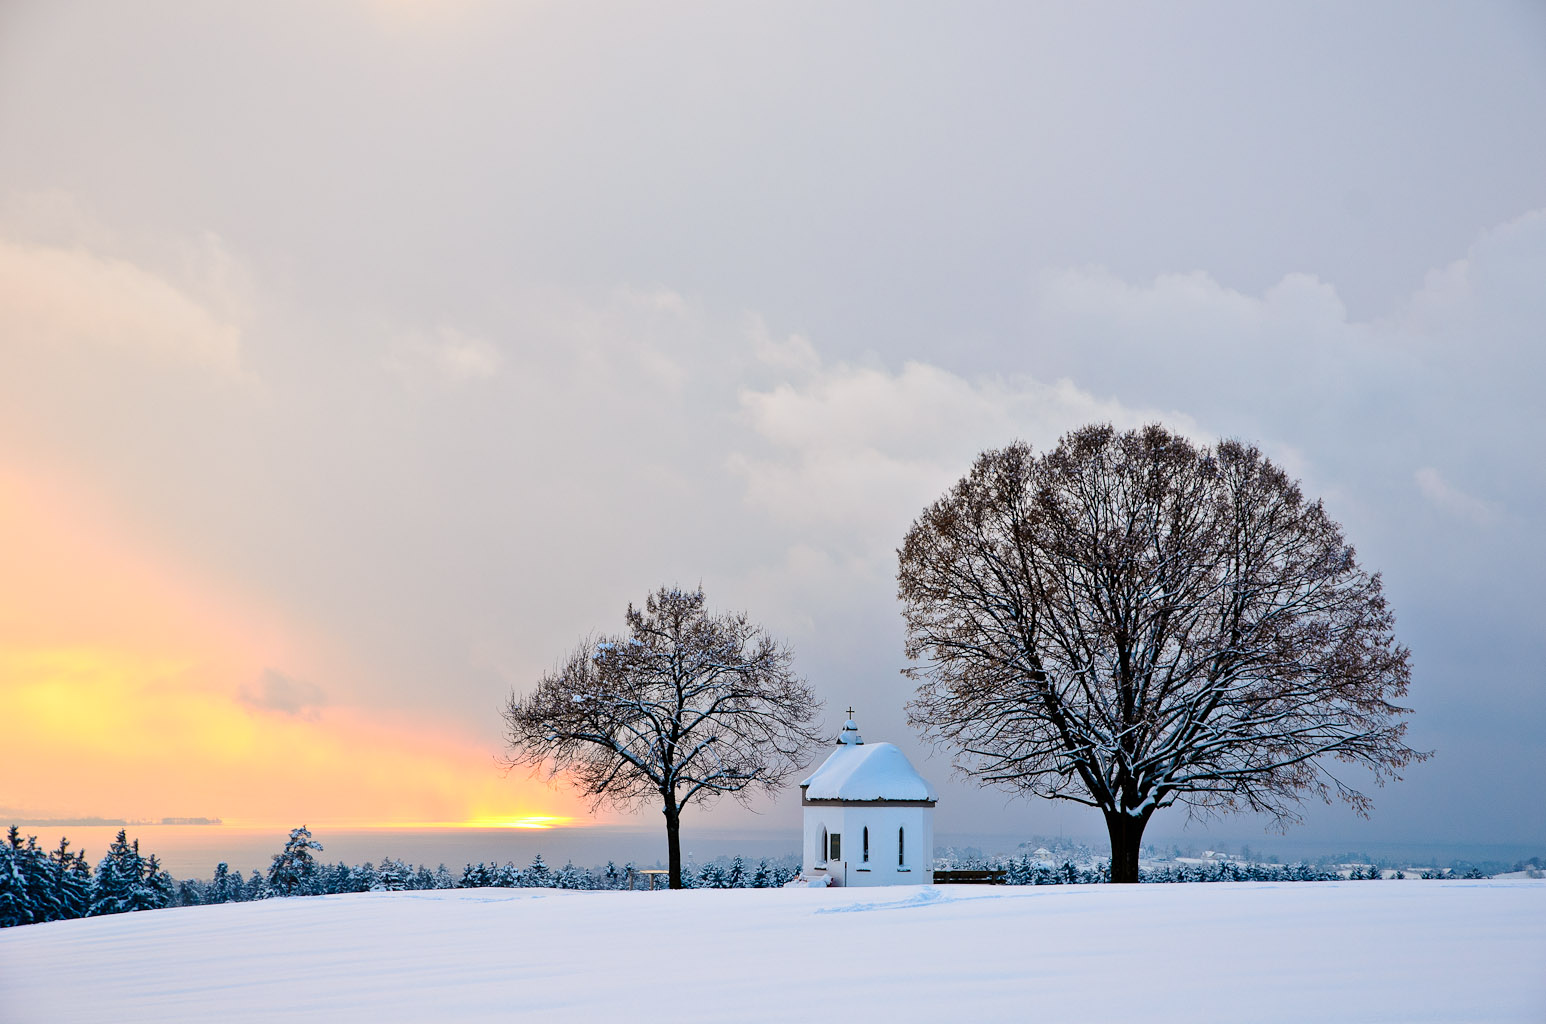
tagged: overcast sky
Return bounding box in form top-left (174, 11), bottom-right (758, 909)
top-left (1, 1), bottom-right (1543, 848)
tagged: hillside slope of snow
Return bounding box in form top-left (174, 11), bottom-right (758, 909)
top-left (3, 881), bottom-right (1543, 1022)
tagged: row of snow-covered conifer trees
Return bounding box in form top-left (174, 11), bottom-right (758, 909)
top-left (4, 823), bottom-right (1464, 929)
top-left (996, 857), bottom-right (1395, 884)
top-left (0, 825), bottom-right (810, 928)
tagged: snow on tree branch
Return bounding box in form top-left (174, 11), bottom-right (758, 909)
top-left (898, 424), bottom-right (1427, 882)
top-left (499, 585), bottom-right (825, 889)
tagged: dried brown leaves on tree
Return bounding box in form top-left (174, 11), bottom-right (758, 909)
top-left (500, 586), bottom-right (823, 888)
top-left (899, 424), bottom-right (1425, 881)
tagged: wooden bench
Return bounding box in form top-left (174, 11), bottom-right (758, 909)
top-left (932, 869), bottom-right (1007, 885)
top-left (626, 868), bottom-right (670, 890)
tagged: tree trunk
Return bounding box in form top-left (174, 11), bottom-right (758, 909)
top-left (1104, 808), bottom-right (1153, 884)
top-left (663, 802), bottom-right (683, 890)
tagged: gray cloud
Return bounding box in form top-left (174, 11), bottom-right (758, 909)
top-left (240, 669), bottom-right (328, 720)
top-left (1415, 468), bottom-right (1500, 528)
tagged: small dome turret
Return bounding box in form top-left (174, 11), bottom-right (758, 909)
top-left (801, 711), bottom-right (937, 803)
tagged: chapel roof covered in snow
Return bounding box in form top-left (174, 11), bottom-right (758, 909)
top-left (799, 718), bottom-right (937, 804)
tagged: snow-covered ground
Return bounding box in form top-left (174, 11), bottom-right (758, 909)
top-left (3, 880), bottom-right (1543, 1022)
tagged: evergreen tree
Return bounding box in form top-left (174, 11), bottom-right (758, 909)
top-left (267, 826), bottom-right (325, 896)
top-left (349, 862), bottom-right (379, 892)
top-left (135, 854), bottom-right (174, 912)
top-left (50, 838), bottom-right (91, 919)
top-left (375, 857), bottom-right (410, 891)
top-left (524, 854), bottom-right (552, 888)
top-left (176, 880), bottom-right (203, 907)
top-left (0, 831), bottom-right (32, 927)
top-left (727, 856), bottom-right (747, 888)
top-left (492, 862), bottom-right (521, 888)
top-left (16, 831), bottom-right (63, 923)
top-left (90, 830), bottom-right (140, 916)
top-left (329, 862), bottom-right (354, 894)
top-left (603, 861), bottom-right (621, 890)
top-left (89, 831), bottom-right (169, 916)
top-left (210, 862), bottom-right (235, 903)
top-left (752, 859), bottom-right (771, 889)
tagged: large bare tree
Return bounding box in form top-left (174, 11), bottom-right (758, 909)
top-left (500, 586), bottom-right (824, 889)
top-left (899, 425), bottom-right (1425, 882)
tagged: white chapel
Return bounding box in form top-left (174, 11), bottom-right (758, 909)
top-left (800, 714), bottom-right (936, 886)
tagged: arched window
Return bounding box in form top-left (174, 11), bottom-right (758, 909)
top-left (818, 827), bottom-right (827, 865)
top-left (898, 826), bottom-right (905, 867)
top-left (862, 827), bottom-right (870, 862)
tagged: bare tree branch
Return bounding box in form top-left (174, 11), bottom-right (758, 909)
top-left (499, 586), bottom-right (825, 889)
top-left (899, 425), bottom-right (1427, 881)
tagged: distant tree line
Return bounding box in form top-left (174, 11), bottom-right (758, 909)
top-left (3, 822), bottom-right (1510, 929)
top-left (0, 824), bottom-right (802, 929)
top-left (939, 851), bottom-right (1488, 884)
top-left (459, 853), bottom-right (801, 891)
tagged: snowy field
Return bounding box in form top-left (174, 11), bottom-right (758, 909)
top-left (3, 880), bottom-right (1543, 1023)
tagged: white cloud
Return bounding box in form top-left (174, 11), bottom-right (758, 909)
top-left (732, 357), bottom-right (1195, 546)
top-left (0, 189), bottom-right (120, 251)
top-left (0, 237), bottom-right (243, 373)
top-left (386, 325), bottom-right (503, 384)
top-left (748, 315), bottom-right (821, 377)
top-left (1027, 264), bottom-right (1382, 408)
top-left (1415, 467), bottom-right (1500, 527)
top-left (1403, 209), bottom-right (1546, 315)
top-left (1021, 208), bottom-right (1546, 529)
top-left (616, 286), bottom-right (691, 317)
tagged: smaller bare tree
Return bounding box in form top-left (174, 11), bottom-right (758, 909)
top-left (500, 586), bottom-right (824, 889)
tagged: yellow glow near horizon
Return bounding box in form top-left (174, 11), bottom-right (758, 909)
top-left (0, 464), bottom-right (596, 828)
top-left (320, 817), bottom-right (578, 830)
top-left (201, 817), bottom-right (579, 832)
top-left (461, 816), bottom-right (575, 830)
top-left (0, 645), bottom-right (589, 826)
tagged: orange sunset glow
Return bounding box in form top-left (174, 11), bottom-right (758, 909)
top-left (0, 464), bottom-right (591, 829)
